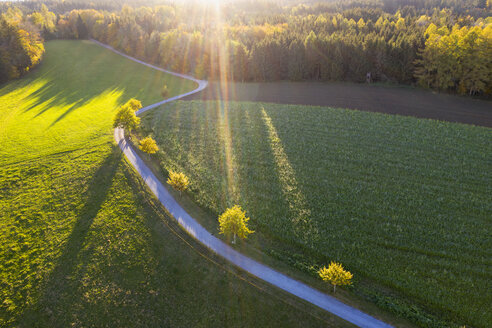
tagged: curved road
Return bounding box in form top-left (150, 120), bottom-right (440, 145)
top-left (92, 40), bottom-right (394, 328)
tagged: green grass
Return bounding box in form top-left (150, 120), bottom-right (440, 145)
top-left (138, 100), bottom-right (492, 328)
top-left (0, 40), bottom-right (342, 327)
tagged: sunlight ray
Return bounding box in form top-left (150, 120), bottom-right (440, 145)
top-left (261, 108), bottom-right (318, 246)
top-left (216, 101), bottom-right (239, 207)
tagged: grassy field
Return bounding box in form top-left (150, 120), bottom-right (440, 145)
top-left (138, 100), bottom-right (492, 328)
top-left (0, 40), bottom-right (342, 327)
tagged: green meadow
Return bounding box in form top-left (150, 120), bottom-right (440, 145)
top-left (0, 41), bottom-right (338, 327)
top-left (139, 100), bottom-right (492, 328)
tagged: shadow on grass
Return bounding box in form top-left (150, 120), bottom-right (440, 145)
top-left (0, 79), bottom-right (25, 98)
top-left (20, 77), bottom-right (124, 124)
top-left (15, 64), bottom-right (129, 128)
top-left (17, 145), bottom-right (122, 327)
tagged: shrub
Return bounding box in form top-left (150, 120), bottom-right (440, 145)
top-left (161, 84), bottom-right (169, 98)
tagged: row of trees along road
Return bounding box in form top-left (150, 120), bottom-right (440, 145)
top-left (118, 108), bottom-right (353, 294)
top-left (1, 0), bottom-right (491, 95)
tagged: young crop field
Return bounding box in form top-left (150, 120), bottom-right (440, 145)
top-left (139, 100), bottom-right (492, 328)
top-left (0, 41), bottom-right (337, 327)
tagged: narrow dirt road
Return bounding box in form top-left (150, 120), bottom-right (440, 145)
top-left (93, 40), bottom-right (395, 328)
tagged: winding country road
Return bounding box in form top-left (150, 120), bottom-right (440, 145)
top-left (92, 40), bottom-right (394, 328)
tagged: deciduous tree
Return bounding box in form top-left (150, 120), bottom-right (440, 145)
top-left (0, 17), bottom-right (44, 83)
top-left (113, 104), bottom-right (140, 132)
top-left (126, 98), bottom-right (142, 112)
top-left (139, 136), bottom-right (158, 157)
top-left (218, 205), bottom-right (254, 244)
top-left (167, 170), bottom-right (189, 196)
top-left (318, 262), bottom-right (353, 293)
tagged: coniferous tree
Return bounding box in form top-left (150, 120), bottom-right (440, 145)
top-left (76, 14), bottom-right (88, 39)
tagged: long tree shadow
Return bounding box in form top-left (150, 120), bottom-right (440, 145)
top-left (17, 145), bottom-right (122, 328)
top-left (0, 79), bottom-right (29, 98)
top-left (21, 78), bottom-right (122, 117)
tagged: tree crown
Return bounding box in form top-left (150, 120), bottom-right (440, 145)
top-left (167, 170), bottom-right (189, 192)
top-left (218, 205), bottom-right (254, 240)
top-left (126, 98), bottom-right (142, 112)
top-left (318, 262), bottom-right (353, 290)
top-left (113, 104), bottom-right (140, 131)
top-left (139, 136), bottom-right (158, 154)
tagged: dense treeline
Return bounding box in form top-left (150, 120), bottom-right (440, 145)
top-left (0, 7), bottom-right (46, 83)
top-left (416, 22), bottom-right (492, 94)
top-left (1, 0), bottom-right (491, 95)
top-left (2, 0), bottom-right (490, 17)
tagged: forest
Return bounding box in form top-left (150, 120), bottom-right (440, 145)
top-left (1, 0), bottom-right (491, 95)
top-left (0, 8), bottom-right (45, 83)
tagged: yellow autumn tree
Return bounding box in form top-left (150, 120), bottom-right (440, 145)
top-left (113, 105), bottom-right (140, 132)
top-left (167, 170), bottom-right (189, 196)
top-left (126, 98), bottom-right (142, 112)
top-left (139, 136), bottom-right (158, 157)
top-left (218, 205), bottom-right (254, 244)
top-left (415, 22), bottom-right (491, 95)
top-left (318, 262), bottom-right (353, 293)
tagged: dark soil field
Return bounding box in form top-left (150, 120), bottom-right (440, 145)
top-left (186, 81), bottom-right (492, 127)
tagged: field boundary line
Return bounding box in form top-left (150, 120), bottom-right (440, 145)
top-left (91, 39), bottom-right (394, 328)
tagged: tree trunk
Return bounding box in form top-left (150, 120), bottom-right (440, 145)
top-left (233, 234), bottom-right (236, 244)
top-left (333, 284), bottom-right (336, 293)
